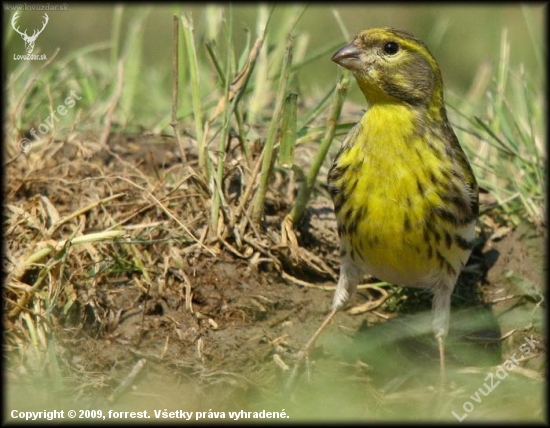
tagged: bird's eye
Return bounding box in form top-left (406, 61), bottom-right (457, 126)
top-left (383, 41), bottom-right (399, 55)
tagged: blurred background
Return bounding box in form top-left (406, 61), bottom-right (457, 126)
top-left (4, 4), bottom-right (545, 109)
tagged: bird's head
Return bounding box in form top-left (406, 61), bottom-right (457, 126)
top-left (333, 28), bottom-right (444, 109)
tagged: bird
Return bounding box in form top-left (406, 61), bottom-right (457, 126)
top-left (289, 28), bottom-right (479, 386)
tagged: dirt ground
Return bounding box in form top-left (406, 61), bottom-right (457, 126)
top-left (4, 132), bottom-right (545, 422)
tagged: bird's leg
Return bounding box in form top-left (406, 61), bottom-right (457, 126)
top-left (286, 308), bottom-right (338, 390)
top-left (436, 331), bottom-right (446, 386)
top-left (286, 260), bottom-right (362, 391)
top-left (300, 308), bottom-right (339, 361)
top-left (432, 283), bottom-right (453, 387)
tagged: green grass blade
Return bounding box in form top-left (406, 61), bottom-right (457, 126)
top-left (279, 93), bottom-right (298, 168)
top-left (251, 37), bottom-right (294, 224)
top-left (290, 69), bottom-right (350, 226)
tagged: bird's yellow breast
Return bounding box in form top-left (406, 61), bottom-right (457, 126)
top-left (333, 104), bottom-right (468, 287)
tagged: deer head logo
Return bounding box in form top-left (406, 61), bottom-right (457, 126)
top-left (12, 12), bottom-right (49, 54)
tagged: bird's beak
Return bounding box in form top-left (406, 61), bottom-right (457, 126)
top-left (331, 42), bottom-right (362, 71)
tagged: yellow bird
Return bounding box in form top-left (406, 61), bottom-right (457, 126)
top-left (291, 28), bottom-right (478, 385)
